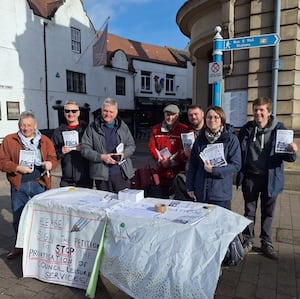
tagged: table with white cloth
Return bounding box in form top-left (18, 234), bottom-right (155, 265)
top-left (16, 187), bottom-right (251, 299)
top-left (16, 187), bottom-right (116, 290)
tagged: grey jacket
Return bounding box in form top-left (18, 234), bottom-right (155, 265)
top-left (81, 116), bottom-right (136, 180)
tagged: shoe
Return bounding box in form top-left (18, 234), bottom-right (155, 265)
top-left (261, 243), bottom-right (278, 260)
top-left (6, 248), bottom-right (23, 260)
top-left (243, 241), bottom-right (253, 255)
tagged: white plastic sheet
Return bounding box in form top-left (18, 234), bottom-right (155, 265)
top-left (101, 198), bottom-right (251, 299)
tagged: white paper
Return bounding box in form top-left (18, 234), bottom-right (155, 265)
top-left (199, 143), bottom-right (227, 167)
top-left (275, 129), bottom-right (294, 153)
top-left (181, 132), bottom-right (195, 150)
top-left (62, 130), bottom-right (79, 150)
top-left (19, 150), bottom-right (35, 170)
top-left (157, 147), bottom-right (171, 160)
top-left (116, 143), bottom-right (124, 153)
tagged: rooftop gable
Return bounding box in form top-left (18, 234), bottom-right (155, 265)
top-left (106, 33), bottom-right (187, 66)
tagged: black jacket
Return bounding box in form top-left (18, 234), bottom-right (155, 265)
top-left (52, 121), bottom-right (91, 184)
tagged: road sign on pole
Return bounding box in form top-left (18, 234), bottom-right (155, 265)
top-left (209, 61), bottom-right (223, 84)
top-left (222, 33), bottom-right (280, 51)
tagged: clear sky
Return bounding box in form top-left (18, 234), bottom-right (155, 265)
top-left (83, 0), bottom-right (190, 50)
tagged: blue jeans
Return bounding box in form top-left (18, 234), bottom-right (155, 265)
top-left (11, 181), bottom-right (45, 235)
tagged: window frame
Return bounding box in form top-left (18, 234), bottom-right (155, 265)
top-left (141, 70), bottom-right (151, 93)
top-left (71, 27), bottom-right (81, 53)
top-left (66, 70), bottom-right (86, 94)
top-left (116, 76), bottom-right (126, 96)
top-left (165, 74), bottom-right (175, 94)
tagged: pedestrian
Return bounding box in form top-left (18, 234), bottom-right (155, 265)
top-left (236, 96), bottom-right (297, 259)
top-left (52, 100), bottom-right (93, 188)
top-left (81, 98), bottom-right (135, 193)
top-left (0, 111), bottom-right (57, 259)
top-left (173, 104), bottom-right (204, 200)
top-left (186, 105), bottom-right (241, 208)
top-left (148, 104), bottom-right (190, 198)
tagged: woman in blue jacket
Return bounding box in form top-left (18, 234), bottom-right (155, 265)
top-left (186, 106), bottom-right (241, 209)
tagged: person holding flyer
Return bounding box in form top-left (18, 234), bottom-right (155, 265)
top-left (186, 106), bottom-right (241, 208)
top-left (81, 98), bottom-right (135, 193)
top-left (0, 111), bottom-right (57, 259)
top-left (236, 96), bottom-right (297, 259)
top-left (173, 105), bottom-right (204, 200)
top-left (148, 104), bottom-right (190, 198)
top-left (52, 100), bottom-right (93, 188)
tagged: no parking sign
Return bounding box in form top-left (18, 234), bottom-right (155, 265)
top-left (208, 61), bottom-right (223, 84)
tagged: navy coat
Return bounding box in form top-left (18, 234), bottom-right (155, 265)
top-left (186, 125), bottom-right (241, 203)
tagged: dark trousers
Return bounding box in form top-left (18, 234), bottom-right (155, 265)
top-left (60, 178), bottom-right (94, 189)
top-left (95, 173), bottom-right (130, 193)
top-left (242, 174), bottom-right (277, 245)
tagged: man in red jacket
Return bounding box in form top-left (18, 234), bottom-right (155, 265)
top-left (148, 104), bottom-right (190, 198)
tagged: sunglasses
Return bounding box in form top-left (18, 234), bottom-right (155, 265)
top-left (64, 109), bottom-right (79, 113)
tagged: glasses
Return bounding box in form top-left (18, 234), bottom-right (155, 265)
top-left (206, 115), bottom-right (220, 120)
top-left (64, 109), bottom-right (79, 113)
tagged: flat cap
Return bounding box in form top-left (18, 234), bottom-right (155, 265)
top-left (163, 104), bottom-right (180, 114)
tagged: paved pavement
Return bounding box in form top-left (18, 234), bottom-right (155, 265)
top-left (0, 140), bottom-right (299, 299)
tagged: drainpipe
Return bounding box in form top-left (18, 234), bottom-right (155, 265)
top-left (271, 0), bottom-right (281, 116)
top-left (43, 21), bottom-right (50, 129)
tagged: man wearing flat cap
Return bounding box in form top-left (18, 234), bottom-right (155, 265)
top-left (148, 104), bottom-right (190, 198)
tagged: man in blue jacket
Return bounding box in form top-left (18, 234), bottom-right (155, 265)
top-left (237, 96), bottom-right (297, 259)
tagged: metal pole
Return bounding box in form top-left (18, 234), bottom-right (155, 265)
top-left (212, 26), bottom-right (223, 106)
top-left (43, 22), bottom-right (50, 129)
top-left (271, 0), bottom-right (281, 116)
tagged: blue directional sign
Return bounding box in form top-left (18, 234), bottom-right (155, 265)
top-left (222, 33), bottom-right (280, 51)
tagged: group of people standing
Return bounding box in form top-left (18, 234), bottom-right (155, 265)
top-left (148, 97), bottom-right (297, 260)
top-left (0, 98), bottom-right (136, 259)
top-left (0, 96), bottom-right (297, 262)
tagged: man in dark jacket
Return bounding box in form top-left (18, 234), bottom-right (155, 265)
top-left (173, 104), bottom-right (204, 200)
top-left (237, 96), bottom-right (297, 259)
top-left (52, 101), bottom-right (93, 188)
top-left (81, 98), bottom-right (135, 193)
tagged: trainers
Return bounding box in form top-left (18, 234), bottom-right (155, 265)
top-left (261, 243), bottom-right (278, 260)
top-left (243, 241), bottom-right (253, 255)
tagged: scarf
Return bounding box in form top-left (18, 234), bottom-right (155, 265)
top-left (18, 129), bottom-right (43, 166)
top-left (205, 126), bottom-right (224, 144)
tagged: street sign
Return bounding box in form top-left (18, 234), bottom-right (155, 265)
top-left (222, 33), bottom-right (280, 51)
top-left (208, 61), bottom-right (223, 84)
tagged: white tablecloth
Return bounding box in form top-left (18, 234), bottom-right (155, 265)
top-left (100, 198), bottom-right (251, 299)
top-left (16, 188), bottom-right (250, 298)
top-left (16, 187), bottom-right (117, 290)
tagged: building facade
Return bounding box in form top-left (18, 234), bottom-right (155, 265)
top-left (177, 0), bottom-right (300, 130)
top-left (0, 0), bottom-right (192, 141)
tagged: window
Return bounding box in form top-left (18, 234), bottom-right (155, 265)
top-left (141, 71), bottom-right (151, 92)
top-left (66, 70), bottom-right (86, 93)
top-left (71, 27), bottom-right (81, 53)
top-left (116, 76), bottom-right (126, 95)
top-left (6, 101), bottom-right (20, 120)
top-left (166, 74), bottom-right (175, 93)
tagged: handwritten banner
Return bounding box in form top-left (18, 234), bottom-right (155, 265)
top-left (22, 207), bottom-right (106, 289)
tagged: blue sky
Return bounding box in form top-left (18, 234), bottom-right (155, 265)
top-left (83, 0), bottom-right (190, 49)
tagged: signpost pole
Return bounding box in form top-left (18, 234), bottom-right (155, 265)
top-left (212, 26), bottom-right (223, 107)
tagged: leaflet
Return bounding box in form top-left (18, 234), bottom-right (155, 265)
top-left (181, 132), bottom-right (195, 150)
top-left (62, 130), bottom-right (79, 150)
top-left (275, 129), bottom-right (294, 153)
top-left (199, 143), bottom-right (227, 167)
top-left (19, 150), bottom-right (35, 170)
